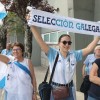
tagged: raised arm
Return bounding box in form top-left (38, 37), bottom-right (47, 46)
top-left (0, 54), bottom-right (10, 64)
top-left (30, 26), bottom-right (49, 54)
top-left (82, 36), bottom-right (100, 56)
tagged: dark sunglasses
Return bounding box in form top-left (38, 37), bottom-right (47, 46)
top-left (61, 41), bottom-right (72, 45)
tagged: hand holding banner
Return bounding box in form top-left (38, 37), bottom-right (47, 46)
top-left (28, 9), bottom-right (100, 36)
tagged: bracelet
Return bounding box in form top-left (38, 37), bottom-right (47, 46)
top-left (33, 90), bottom-right (38, 94)
top-left (33, 91), bottom-right (36, 93)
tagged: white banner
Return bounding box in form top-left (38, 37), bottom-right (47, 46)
top-left (28, 9), bottom-right (100, 36)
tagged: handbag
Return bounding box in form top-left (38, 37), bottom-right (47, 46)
top-left (52, 86), bottom-right (69, 100)
top-left (38, 53), bottom-right (59, 100)
top-left (80, 75), bottom-right (91, 93)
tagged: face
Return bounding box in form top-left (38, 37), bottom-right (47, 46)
top-left (6, 44), bottom-right (11, 50)
top-left (58, 36), bottom-right (72, 53)
top-left (12, 46), bottom-right (23, 58)
top-left (94, 46), bottom-right (100, 58)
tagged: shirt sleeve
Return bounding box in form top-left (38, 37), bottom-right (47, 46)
top-left (1, 49), bottom-right (5, 55)
top-left (47, 47), bottom-right (57, 63)
top-left (7, 55), bottom-right (14, 63)
top-left (74, 50), bottom-right (83, 61)
top-left (84, 55), bottom-right (89, 65)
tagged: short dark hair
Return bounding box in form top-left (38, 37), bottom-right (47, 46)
top-left (12, 42), bottom-right (24, 53)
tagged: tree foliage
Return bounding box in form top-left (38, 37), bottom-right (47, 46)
top-left (0, 0), bottom-right (56, 58)
top-left (1, 0), bottom-right (56, 21)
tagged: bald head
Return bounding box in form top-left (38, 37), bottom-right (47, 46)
top-left (94, 45), bottom-right (100, 51)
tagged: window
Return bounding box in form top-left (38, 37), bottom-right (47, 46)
top-left (42, 31), bottom-right (69, 44)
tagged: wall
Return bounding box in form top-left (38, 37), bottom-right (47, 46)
top-left (31, 28), bottom-right (41, 66)
top-left (94, 0), bottom-right (100, 21)
top-left (73, 0), bottom-right (94, 90)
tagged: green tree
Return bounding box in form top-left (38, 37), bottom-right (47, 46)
top-left (0, 12), bottom-right (24, 51)
top-left (0, 0), bottom-right (56, 58)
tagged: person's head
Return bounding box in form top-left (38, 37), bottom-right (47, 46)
top-left (58, 34), bottom-right (72, 53)
top-left (6, 43), bottom-right (11, 50)
top-left (94, 45), bottom-right (100, 58)
top-left (12, 42), bottom-right (24, 58)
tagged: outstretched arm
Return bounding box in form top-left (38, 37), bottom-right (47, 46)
top-left (82, 36), bottom-right (100, 56)
top-left (0, 54), bottom-right (10, 64)
top-left (30, 26), bottom-right (49, 54)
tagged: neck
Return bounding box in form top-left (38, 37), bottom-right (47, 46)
top-left (15, 57), bottom-right (24, 62)
top-left (95, 56), bottom-right (100, 59)
top-left (60, 50), bottom-right (68, 58)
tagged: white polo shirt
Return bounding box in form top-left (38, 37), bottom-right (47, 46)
top-left (47, 47), bottom-right (82, 84)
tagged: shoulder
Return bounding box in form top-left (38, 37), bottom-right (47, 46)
top-left (70, 50), bottom-right (82, 61)
top-left (24, 58), bottom-right (33, 66)
top-left (84, 54), bottom-right (94, 60)
top-left (1, 49), bottom-right (6, 52)
top-left (70, 50), bottom-right (82, 57)
top-left (87, 54), bottom-right (94, 57)
top-left (95, 58), bottom-right (100, 64)
top-left (47, 47), bottom-right (58, 57)
top-left (2, 49), bottom-right (6, 51)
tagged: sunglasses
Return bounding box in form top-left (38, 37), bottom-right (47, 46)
top-left (61, 41), bottom-right (72, 45)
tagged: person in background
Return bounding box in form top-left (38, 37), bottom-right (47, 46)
top-left (88, 58), bottom-right (100, 100)
top-left (1, 43), bottom-right (12, 55)
top-left (82, 45), bottom-right (100, 100)
top-left (0, 42), bottom-right (37, 100)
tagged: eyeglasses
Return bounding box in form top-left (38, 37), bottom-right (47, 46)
top-left (12, 48), bottom-right (22, 52)
top-left (61, 41), bottom-right (72, 45)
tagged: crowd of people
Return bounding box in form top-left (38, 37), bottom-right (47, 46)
top-left (82, 45), bottom-right (100, 100)
top-left (0, 15), bottom-right (100, 100)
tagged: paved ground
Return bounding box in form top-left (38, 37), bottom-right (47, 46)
top-left (34, 66), bottom-right (84, 100)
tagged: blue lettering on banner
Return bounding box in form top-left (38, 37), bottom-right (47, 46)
top-left (76, 23), bottom-right (100, 33)
top-left (51, 18), bottom-right (56, 25)
top-left (56, 19), bottom-right (61, 26)
top-left (32, 14), bottom-right (100, 33)
top-left (56, 19), bottom-right (74, 28)
top-left (32, 15), bottom-right (74, 29)
top-left (63, 20), bottom-right (68, 27)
